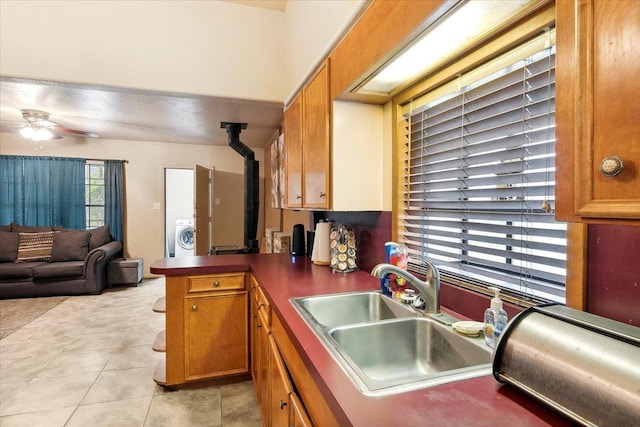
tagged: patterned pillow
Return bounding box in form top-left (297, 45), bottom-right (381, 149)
top-left (17, 232), bottom-right (55, 262)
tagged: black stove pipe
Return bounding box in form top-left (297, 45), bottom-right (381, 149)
top-left (223, 122), bottom-right (259, 253)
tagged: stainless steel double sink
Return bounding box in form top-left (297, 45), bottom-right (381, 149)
top-left (291, 291), bottom-right (492, 396)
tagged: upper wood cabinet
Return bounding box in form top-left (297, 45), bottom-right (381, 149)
top-left (303, 60), bottom-right (331, 209)
top-left (284, 92), bottom-right (304, 208)
top-left (284, 60), bottom-right (331, 210)
top-left (556, 0), bottom-right (640, 223)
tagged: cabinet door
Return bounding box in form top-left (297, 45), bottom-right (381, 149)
top-left (303, 60), bottom-right (330, 209)
top-left (290, 392), bottom-right (312, 427)
top-left (269, 335), bottom-right (293, 427)
top-left (184, 292), bottom-right (248, 381)
top-left (258, 306), bottom-right (271, 423)
top-left (285, 92), bottom-right (304, 208)
top-left (250, 285), bottom-right (260, 398)
top-left (556, 0), bottom-right (640, 221)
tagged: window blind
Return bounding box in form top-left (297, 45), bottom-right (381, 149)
top-left (399, 31), bottom-right (565, 303)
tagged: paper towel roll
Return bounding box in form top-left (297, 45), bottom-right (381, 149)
top-left (311, 221), bottom-right (332, 265)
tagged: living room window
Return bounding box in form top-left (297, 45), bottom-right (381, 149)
top-left (85, 161), bottom-right (105, 228)
top-left (397, 28), bottom-right (566, 305)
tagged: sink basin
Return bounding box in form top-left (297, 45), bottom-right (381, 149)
top-left (290, 291), bottom-right (492, 396)
top-left (329, 317), bottom-right (492, 393)
top-left (292, 291), bottom-right (416, 329)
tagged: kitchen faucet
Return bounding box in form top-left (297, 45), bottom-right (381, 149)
top-left (371, 260), bottom-right (440, 314)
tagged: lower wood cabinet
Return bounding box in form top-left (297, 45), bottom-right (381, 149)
top-left (184, 292), bottom-right (248, 381)
top-left (269, 334), bottom-right (293, 427)
top-left (250, 278), bottom-right (315, 427)
top-left (161, 272), bottom-right (249, 387)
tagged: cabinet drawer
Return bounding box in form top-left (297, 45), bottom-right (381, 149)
top-left (188, 273), bottom-right (245, 293)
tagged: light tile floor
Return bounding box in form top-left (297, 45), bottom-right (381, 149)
top-left (0, 278), bottom-right (262, 427)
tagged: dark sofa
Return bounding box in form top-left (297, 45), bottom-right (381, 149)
top-left (0, 223), bottom-right (122, 299)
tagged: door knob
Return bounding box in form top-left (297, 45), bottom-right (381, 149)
top-left (279, 399), bottom-right (287, 410)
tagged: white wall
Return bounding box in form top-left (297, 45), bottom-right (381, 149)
top-left (283, 0), bottom-right (367, 101)
top-left (1, 0), bottom-right (367, 104)
top-left (0, 133), bottom-right (264, 276)
top-left (0, 1), bottom-right (286, 101)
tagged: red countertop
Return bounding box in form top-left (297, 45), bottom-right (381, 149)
top-left (151, 253), bottom-right (574, 427)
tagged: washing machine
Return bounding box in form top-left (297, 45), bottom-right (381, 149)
top-left (175, 219), bottom-right (194, 257)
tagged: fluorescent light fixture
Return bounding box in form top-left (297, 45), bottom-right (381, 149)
top-left (359, 0), bottom-right (533, 95)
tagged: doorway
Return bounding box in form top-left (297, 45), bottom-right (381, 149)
top-left (164, 168), bottom-right (194, 258)
top-left (164, 166), bottom-right (213, 257)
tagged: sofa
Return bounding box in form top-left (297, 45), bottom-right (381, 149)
top-left (0, 223), bottom-right (122, 299)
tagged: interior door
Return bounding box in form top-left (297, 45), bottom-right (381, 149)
top-left (194, 164), bottom-right (212, 255)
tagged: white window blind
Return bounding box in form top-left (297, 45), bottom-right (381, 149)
top-left (399, 31), bottom-right (566, 304)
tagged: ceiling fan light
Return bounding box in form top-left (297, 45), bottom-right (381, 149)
top-left (34, 127), bottom-right (53, 141)
top-left (19, 124), bottom-right (53, 141)
top-left (20, 126), bottom-right (36, 139)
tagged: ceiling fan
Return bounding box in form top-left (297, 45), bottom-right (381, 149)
top-left (5, 109), bottom-right (99, 141)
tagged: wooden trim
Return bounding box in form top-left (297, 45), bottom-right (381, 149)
top-left (565, 223), bottom-right (588, 310)
top-left (554, 0), bottom-right (579, 222)
top-left (165, 275), bottom-right (186, 386)
top-left (574, 0), bottom-right (595, 217)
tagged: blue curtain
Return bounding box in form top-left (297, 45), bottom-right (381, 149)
top-left (104, 160), bottom-right (125, 244)
top-left (0, 155), bottom-right (86, 228)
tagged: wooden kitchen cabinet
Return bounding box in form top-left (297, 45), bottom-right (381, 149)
top-left (269, 334), bottom-right (293, 426)
top-left (250, 278), bottom-right (314, 427)
top-left (257, 300), bottom-right (270, 422)
top-left (284, 60), bottom-right (331, 210)
top-left (556, 0), bottom-right (640, 223)
top-left (184, 292), bottom-right (248, 381)
top-left (290, 392), bottom-right (313, 427)
top-left (284, 92), bottom-right (304, 208)
top-left (160, 272), bottom-right (248, 387)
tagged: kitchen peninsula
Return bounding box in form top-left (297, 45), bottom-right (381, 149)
top-left (151, 253), bottom-right (571, 426)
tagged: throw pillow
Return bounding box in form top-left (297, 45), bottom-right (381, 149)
top-left (0, 231), bottom-right (20, 262)
top-left (51, 230), bottom-right (91, 262)
top-left (89, 224), bottom-right (111, 250)
top-left (17, 232), bottom-right (55, 262)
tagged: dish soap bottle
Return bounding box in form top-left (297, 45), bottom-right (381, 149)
top-left (483, 287), bottom-right (508, 348)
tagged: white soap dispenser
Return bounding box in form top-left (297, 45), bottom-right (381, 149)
top-left (483, 287), bottom-right (508, 348)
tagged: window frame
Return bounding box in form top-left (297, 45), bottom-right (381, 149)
top-left (85, 161), bottom-right (106, 229)
top-left (390, 3), bottom-right (586, 308)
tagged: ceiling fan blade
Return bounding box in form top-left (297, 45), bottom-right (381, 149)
top-left (51, 125), bottom-right (98, 138)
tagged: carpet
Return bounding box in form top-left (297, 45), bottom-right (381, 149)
top-left (0, 296), bottom-right (68, 339)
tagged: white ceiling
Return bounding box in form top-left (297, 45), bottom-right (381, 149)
top-left (0, 77), bottom-right (284, 148)
top-left (0, 0), bottom-right (288, 149)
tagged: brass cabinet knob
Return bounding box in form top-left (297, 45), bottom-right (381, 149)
top-left (599, 156), bottom-right (624, 177)
top-left (213, 280), bottom-right (221, 287)
top-left (191, 304), bottom-right (197, 311)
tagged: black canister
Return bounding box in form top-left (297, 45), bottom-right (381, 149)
top-left (306, 230), bottom-right (315, 258)
top-left (291, 224), bottom-right (305, 256)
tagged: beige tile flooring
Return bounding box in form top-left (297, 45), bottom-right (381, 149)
top-left (0, 278), bottom-right (262, 427)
